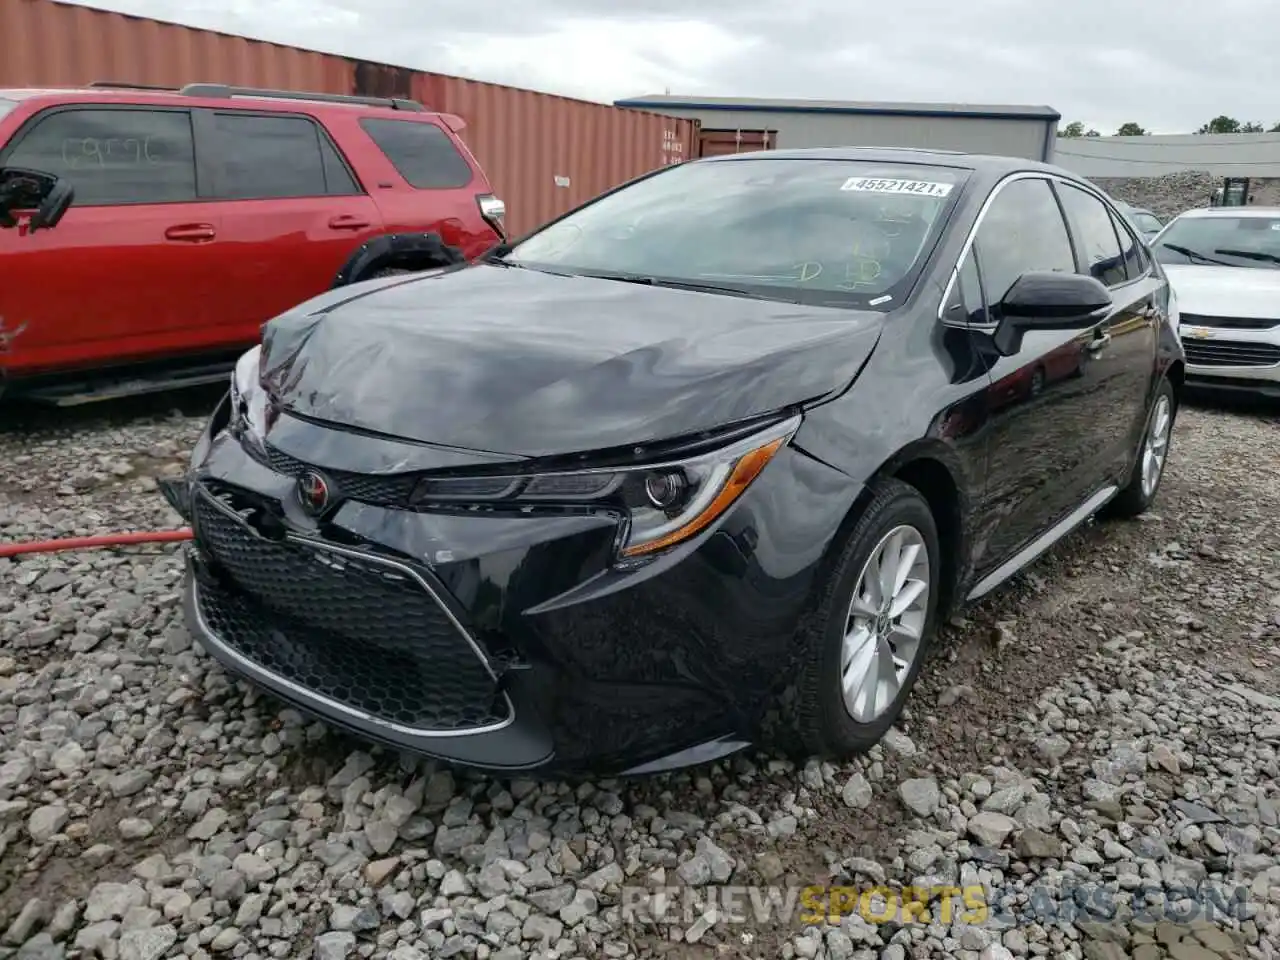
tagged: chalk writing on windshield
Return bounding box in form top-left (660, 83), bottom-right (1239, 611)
top-left (59, 136), bottom-right (166, 168)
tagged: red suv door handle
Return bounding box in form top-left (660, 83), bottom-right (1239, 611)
top-left (328, 215), bottom-right (371, 230)
top-left (165, 223), bottom-right (216, 242)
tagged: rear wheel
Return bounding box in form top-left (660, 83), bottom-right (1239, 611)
top-left (791, 479), bottom-right (941, 757)
top-left (1104, 377), bottom-right (1176, 519)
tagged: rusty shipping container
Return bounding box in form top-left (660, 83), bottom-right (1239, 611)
top-left (0, 0), bottom-right (699, 236)
top-left (413, 74), bottom-right (696, 236)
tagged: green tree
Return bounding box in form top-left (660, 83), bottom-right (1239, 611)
top-left (1241, 121), bottom-right (1266, 133)
top-left (1116, 122), bottom-right (1147, 136)
top-left (1198, 116), bottom-right (1241, 133)
top-left (1270, 122), bottom-right (1280, 132)
top-left (1058, 121), bottom-right (1085, 138)
top-left (1084, 129), bottom-right (1101, 137)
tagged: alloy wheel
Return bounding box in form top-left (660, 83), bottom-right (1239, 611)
top-left (1141, 394), bottom-right (1172, 498)
top-left (840, 525), bottom-right (931, 723)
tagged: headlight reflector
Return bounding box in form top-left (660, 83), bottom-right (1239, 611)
top-left (410, 414), bottom-right (801, 561)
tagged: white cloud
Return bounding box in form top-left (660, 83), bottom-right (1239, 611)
top-left (50, 0), bottom-right (1280, 134)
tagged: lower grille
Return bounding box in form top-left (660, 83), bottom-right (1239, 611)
top-left (1183, 339), bottom-right (1280, 367)
top-left (192, 488), bottom-right (508, 732)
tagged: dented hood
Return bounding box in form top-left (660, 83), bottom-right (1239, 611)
top-left (260, 264), bottom-right (884, 458)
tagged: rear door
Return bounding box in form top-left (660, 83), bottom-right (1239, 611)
top-left (1053, 182), bottom-right (1160, 482)
top-left (198, 109), bottom-right (384, 339)
top-left (0, 103), bottom-right (223, 376)
top-left (960, 175), bottom-right (1102, 576)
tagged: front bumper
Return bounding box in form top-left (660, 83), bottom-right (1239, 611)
top-left (1180, 326), bottom-right (1280, 396)
top-left (178, 395), bottom-right (863, 776)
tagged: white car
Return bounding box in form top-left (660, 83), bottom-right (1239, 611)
top-left (1150, 206), bottom-right (1280, 398)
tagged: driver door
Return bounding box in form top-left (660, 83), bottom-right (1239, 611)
top-left (962, 175), bottom-right (1101, 580)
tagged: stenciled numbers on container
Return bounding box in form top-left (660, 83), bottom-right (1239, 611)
top-left (60, 136), bottom-right (165, 169)
top-left (661, 128), bottom-right (685, 166)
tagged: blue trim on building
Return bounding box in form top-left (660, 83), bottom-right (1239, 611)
top-left (613, 99), bottom-right (1062, 123)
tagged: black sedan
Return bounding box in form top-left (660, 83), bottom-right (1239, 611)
top-left (169, 147), bottom-right (1184, 777)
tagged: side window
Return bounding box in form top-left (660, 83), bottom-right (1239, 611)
top-left (1137, 213), bottom-right (1162, 235)
top-left (1109, 208), bottom-right (1146, 281)
top-left (1056, 184), bottom-right (1127, 287)
top-left (212, 113), bottom-right (357, 200)
top-left (973, 177), bottom-right (1076, 305)
top-left (942, 250), bottom-right (988, 325)
top-left (2, 107), bottom-right (196, 205)
top-left (956, 252), bottom-right (987, 323)
top-left (359, 118), bottom-right (474, 189)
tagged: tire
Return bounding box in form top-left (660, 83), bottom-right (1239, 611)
top-left (791, 478), bottom-right (942, 758)
top-left (1104, 377), bottom-right (1176, 520)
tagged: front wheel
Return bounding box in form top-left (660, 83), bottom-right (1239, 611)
top-left (790, 479), bottom-right (941, 757)
top-left (1104, 377), bottom-right (1176, 519)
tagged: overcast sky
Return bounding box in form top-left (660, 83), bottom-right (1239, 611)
top-left (62, 0), bottom-right (1280, 135)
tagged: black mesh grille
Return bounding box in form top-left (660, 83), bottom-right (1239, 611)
top-left (1181, 313), bottom-right (1279, 331)
top-left (264, 445), bottom-right (418, 508)
top-left (192, 490), bottom-right (507, 731)
top-left (1183, 339), bottom-right (1280, 367)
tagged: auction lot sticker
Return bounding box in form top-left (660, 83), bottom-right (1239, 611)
top-left (841, 177), bottom-right (954, 198)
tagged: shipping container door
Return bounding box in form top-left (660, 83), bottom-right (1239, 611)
top-left (698, 129), bottom-right (777, 157)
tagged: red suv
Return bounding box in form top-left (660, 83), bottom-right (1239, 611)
top-left (0, 83), bottom-right (506, 404)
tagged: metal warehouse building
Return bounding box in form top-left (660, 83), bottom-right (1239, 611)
top-left (1051, 133), bottom-right (1280, 179)
top-left (614, 95), bottom-right (1061, 163)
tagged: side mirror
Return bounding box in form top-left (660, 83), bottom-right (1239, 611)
top-left (0, 167), bottom-right (75, 232)
top-left (999, 271), bottom-right (1112, 324)
top-left (991, 271), bottom-right (1112, 356)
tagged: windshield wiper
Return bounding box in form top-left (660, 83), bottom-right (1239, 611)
top-left (1214, 248), bottom-right (1280, 265)
top-left (571, 271), bottom-right (804, 303)
top-left (1160, 243), bottom-right (1230, 266)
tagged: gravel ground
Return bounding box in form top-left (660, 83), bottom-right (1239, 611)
top-left (1, 390), bottom-right (1278, 960)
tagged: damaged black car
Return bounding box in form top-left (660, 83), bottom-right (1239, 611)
top-left (171, 147), bottom-right (1183, 776)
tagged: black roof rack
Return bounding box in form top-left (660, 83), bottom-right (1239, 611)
top-left (87, 81), bottom-right (179, 91)
top-left (86, 80), bottom-right (425, 111)
top-left (179, 83), bottom-right (425, 112)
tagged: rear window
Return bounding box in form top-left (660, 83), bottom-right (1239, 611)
top-left (1135, 213), bottom-right (1162, 233)
top-left (211, 112), bottom-right (358, 199)
top-left (359, 118), bottom-right (473, 189)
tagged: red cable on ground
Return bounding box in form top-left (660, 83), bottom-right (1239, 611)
top-left (0, 528), bottom-right (193, 559)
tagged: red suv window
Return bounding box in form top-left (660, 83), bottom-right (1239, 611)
top-left (359, 118), bottom-right (474, 189)
top-left (3, 106), bottom-right (197, 205)
top-left (211, 112), bottom-right (360, 200)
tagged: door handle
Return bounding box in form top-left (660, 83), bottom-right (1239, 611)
top-left (1085, 332), bottom-right (1111, 353)
top-left (328, 215), bottom-right (371, 230)
top-left (165, 223), bottom-right (216, 242)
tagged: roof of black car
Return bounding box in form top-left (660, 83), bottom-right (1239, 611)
top-left (697, 146), bottom-right (1065, 177)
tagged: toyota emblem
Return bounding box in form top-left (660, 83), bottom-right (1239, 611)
top-left (297, 471), bottom-right (332, 515)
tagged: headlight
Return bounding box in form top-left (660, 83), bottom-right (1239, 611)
top-left (411, 414), bottom-right (801, 562)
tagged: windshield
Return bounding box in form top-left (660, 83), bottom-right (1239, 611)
top-left (1153, 214), bottom-right (1280, 268)
top-left (503, 158), bottom-right (969, 309)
